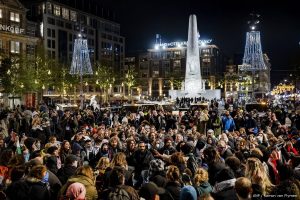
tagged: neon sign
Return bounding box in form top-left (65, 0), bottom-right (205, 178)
top-left (155, 39), bottom-right (212, 49)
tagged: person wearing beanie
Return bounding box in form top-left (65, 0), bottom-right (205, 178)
top-left (148, 159), bottom-right (165, 178)
top-left (66, 182), bottom-right (86, 200)
top-left (180, 185), bottom-right (197, 200)
top-left (212, 167), bottom-right (238, 200)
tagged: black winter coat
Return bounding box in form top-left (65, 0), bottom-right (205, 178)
top-left (6, 178), bottom-right (51, 200)
top-left (56, 165), bottom-right (77, 185)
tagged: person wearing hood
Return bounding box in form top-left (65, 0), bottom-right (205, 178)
top-left (211, 167), bottom-right (238, 200)
top-left (59, 165), bottom-right (98, 200)
top-left (65, 182), bottom-right (86, 200)
top-left (6, 165), bottom-right (51, 200)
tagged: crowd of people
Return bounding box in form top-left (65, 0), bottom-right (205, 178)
top-left (0, 99), bottom-right (299, 200)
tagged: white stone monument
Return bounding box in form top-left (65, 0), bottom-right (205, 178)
top-left (184, 14), bottom-right (205, 97)
top-left (169, 14), bottom-right (220, 100)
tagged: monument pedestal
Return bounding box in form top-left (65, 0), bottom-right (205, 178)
top-left (169, 89), bottom-right (221, 100)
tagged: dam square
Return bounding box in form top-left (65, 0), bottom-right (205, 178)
top-left (0, 0), bottom-right (299, 200)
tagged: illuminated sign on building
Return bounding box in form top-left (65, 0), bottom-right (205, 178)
top-left (154, 39), bottom-right (212, 49)
top-left (0, 24), bottom-right (25, 34)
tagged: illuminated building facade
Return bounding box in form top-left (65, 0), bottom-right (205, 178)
top-left (224, 64), bottom-right (239, 102)
top-left (0, 0), bottom-right (39, 106)
top-left (238, 54), bottom-right (271, 101)
top-left (21, 0), bottom-right (125, 75)
top-left (134, 39), bottom-right (223, 98)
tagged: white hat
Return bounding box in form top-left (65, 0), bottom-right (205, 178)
top-left (207, 129), bottom-right (214, 134)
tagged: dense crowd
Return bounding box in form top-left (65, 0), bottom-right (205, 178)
top-left (0, 99), bottom-right (299, 200)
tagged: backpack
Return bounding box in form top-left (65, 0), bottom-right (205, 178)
top-left (108, 187), bottom-right (131, 200)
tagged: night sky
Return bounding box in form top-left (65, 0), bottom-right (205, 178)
top-left (107, 0), bottom-right (300, 86)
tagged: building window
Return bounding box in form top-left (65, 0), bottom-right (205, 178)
top-left (46, 2), bottom-right (52, 14)
top-left (10, 12), bottom-right (20, 22)
top-left (70, 10), bottom-right (77, 22)
top-left (47, 17), bottom-right (55, 25)
top-left (62, 8), bottom-right (69, 20)
top-left (88, 29), bottom-right (94, 36)
top-left (0, 40), bottom-right (3, 49)
top-left (65, 23), bottom-right (72, 30)
top-left (52, 40), bottom-right (55, 49)
top-left (52, 29), bottom-right (55, 38)
top-left (10, 41), bottom-right (20, 53)
top-left (54, 5), bottom-right (60, 16)
top-left (56, 20), bottom-right (64, 27)
top-left (0, 9), bottom-right (2, 18)
top-left (174, 51), bottom-right (181, 57)
top-left (202, 58), bottom-right (211, 63)
top-left (47, 39), bottom-right (51, 48)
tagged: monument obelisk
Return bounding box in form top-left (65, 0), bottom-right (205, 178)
top-left (184, 14), bottom-right (205, 97)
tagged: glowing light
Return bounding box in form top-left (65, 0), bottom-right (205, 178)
top-left (40, 22), bottom-right (43, 37)
top-left (154, 44), bottom-right (159, 50)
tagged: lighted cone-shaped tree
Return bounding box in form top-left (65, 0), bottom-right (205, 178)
top-left (70, 37), bottom-right (93, 109)
top-left (240, 14), bottom-right (266, 100)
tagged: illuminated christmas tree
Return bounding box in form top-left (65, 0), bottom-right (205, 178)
top-left (240, 13), bottom-right (269, 100)
top-left (70, 35), bottom-right (93, 109)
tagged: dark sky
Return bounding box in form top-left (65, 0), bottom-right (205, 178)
top-left (108, 0), bottom-right (300, 84)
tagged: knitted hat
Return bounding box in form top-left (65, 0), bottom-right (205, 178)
top-left (66, 182), bottom-right (86, 200)
top-left (148, 159), bottom-right (165, 178)
top-left (180, 185), bottom-right (197, 200)
top-left (72, 142), bottom-right (83, 153)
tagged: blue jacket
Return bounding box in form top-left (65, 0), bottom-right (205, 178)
top-left (222, 116), bottom-right (235, 132)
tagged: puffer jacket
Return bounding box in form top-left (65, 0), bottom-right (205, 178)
top-left (59, 175), bottom-right (98, 200)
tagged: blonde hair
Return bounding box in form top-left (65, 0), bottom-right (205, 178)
top-left (76, 165), bottom-right (94, 180)
top-left (194, 168), bottom-right (209, 186)
top-left (245, 157), bottom-right (274, 195)
top-left (111, 152), bottom-right (128, 169)
top-left (96, 157), bottom-right (110, 170)
top-left (239, 128), bottom-right (246, 135)
top-left (166, 165), bottom-right (180, 182)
